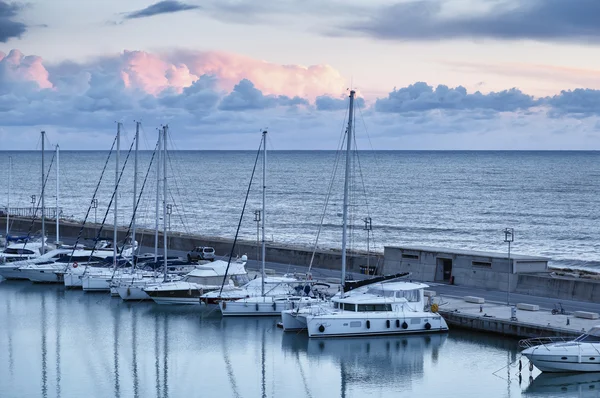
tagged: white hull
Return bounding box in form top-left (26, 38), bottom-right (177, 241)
top-left (0, 267), bottom-right (28, 280)
top-left (82, 275), bottom-right (112, 292)
top-left (116, 286), bottom-right (151, 301)
top-left (525, 356), bottom-right (600, 373)
top-left (150, 296), bottom-right (201, 305)
top-left (63, 272), bottom-right (83, 288)
top-left (221, 296), bottom-right (319, 317)
top-left (282, 311), bottom-right (308, 331)
top-left (21, 268), bottom-right (63, 283)
top-left (304, 312), bottom-right (448, 338)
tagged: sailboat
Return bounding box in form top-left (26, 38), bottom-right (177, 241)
top-left (209, 131), bottom-right (318, 316)
top-left (281, 90), bottom-right (449, 337)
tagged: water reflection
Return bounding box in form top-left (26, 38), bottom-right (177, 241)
top-left (524, 373), bottom-right (600, 398)
top-left (0, 282), bottom-right (564, 398)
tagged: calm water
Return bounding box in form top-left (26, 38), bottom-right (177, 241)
top-left (1, 280), bottom-right (589, 398)
top-left (1, 150), bottom-right (600, 269)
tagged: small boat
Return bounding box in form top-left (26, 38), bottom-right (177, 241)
top-left (520, 326), bottom-right (600, 372)
top-left (143, 257), bottom-right (248, 305)
top-left (0, 247), bottom-right (68, 280)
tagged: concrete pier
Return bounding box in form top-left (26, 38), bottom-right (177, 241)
top-left (0, 216), bottom-right (382, 273)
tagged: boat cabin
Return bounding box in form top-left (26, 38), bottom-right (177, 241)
top-left (332, 281), bottom-right (427, 311)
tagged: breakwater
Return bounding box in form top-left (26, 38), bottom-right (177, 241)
top-left (0, 216), bottom-right (382, 273)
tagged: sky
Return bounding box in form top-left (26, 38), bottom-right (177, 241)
top-left (2, 0), bottom-right (600, 150)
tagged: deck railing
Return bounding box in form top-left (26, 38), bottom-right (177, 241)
top-left (2, 207), bottom-right (63, 219)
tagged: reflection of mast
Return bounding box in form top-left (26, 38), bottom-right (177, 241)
top-left (163, 313), bottom-right (169, 398)
top-left (261, 328), bottom-right (266, 398)
top-left (154, 314), bottom-right (161, 398)
top-left (56, 289), bottom-right (62, 398)
top-left (340, 361), bottom-right (347, 398)
top-left (6, 299), bottom-right (14, 377)
top-left (132, 310), bottom-right (139, 398)
top-left (113, 306), bottom-right (121, 398)
top-left (41, 294), bottom-right (47, 398)
top-left (221, 321), bottom-right (241, 398)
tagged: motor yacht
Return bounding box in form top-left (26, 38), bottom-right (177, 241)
top-left (520, 326), bottom-right (600, 372)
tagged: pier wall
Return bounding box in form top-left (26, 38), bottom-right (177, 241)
top-left (515, 274), bottom-right (600, 303)
top-left (0, 217), bottom-right (382, 274)
top-left (439, 311), bottom-right (582, 338)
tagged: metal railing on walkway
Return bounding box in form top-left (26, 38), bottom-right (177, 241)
top-left (2, 207), bottom-right (63, 219)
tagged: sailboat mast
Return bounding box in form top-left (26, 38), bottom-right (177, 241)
top-left (261, 130), bottom-right (267, 297)
top-left (41, 131), bottom-right (46, 255)
top-left (56, 144), bottom-right (60, 245)
top-left (6, 156), bottom-right (10, 238)
top-left (132, 121), bottom-right (139, 257)
top-left (114, 123), bottom-right (120, 269)
top-left (162, 126), bottom-right (168, 281)
top-left (154, 128), bottom-right (161, 262)
top-left (341, 90), bottom-right (355, 287)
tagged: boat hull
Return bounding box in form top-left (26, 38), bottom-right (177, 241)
top-left (0, 267), bottom-right (28, 280)
top-left (116, 286), bottom-right (151, 301)
top-left (523, 351), bottom-right (600, 373)
top-left (305, 313), bottom-right (449, 338)
top-left (82, 275), bottom-right (112, 292)
top-left (21, 268), bottom-right (63, 283)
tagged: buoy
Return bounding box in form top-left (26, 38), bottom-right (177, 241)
top-left (431, 303), bottom-right (439, 313)
top-left (518, 359), bottom-right (522, 372)
top-left (402, 321), bottom-right (408, 329)
top-left (396, 320), bottom-right (400, 328)
top-left (272, 302), bottom-right (277, 311)
top-left (386, 320), bottom-right (390, 328)
top-left (256, 303), bottom-right (259, 311)
top-left (424, 322), bottom-right (431, 330)
top-left (127, 287), bottom-right (131, 297)
top-left (73, 261), bottom-right (78, 268)
top-left (318, 324), bottom-right (325, 333)
top-left (222, 301), bottom-right (227, 309)
top-left (366, 320), bottom-right (371, 329)
top-left (529, 362), bottom-right (534, 372)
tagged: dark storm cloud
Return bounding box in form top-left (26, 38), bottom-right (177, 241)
top-left (343, 0), bottom-right (600, 43)
top-left (0, 1), bottom-right (26, 42)
top-left (125, 1), bottom-right (200, 20)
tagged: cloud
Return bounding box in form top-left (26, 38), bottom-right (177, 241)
top-left (375, 82), bottom-right (536, 113)
top-left (342, 0), bottom-right (600, 43)
top-left (3, 48), bottom-right (600, 150)
top-left (125, 1), bottom-right (200, 20)
top-left (0, 1), bottom-right (26, 42)
top-left (219, 79), bottom-right (308, 111)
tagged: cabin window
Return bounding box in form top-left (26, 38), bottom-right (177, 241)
top-left (402, 253), bottom-right (419, 260)
top-left (357, 304), bottom-right (392, 312)
top-left (395, 290), bottom-right (420, 302)
top-left (349, 321), bottom-right (361, 327)
top-left (342, 303), bottom-right (356, 311)
top-left (472, 261), bottom-right (492, 267)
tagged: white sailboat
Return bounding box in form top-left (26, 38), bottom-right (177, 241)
top-left (281, 90), bottom-right (449, 337)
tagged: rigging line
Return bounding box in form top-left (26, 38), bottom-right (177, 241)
top-left (20, 149), bottom-right (57, 250)
top-left (85, 134), bottom-right (137, 271)
top-left (306, 104), bottom-right (349, 273)
top-left (351, 131), bottom-right (377, 246)
top-left (218, 135), bottom-right (264, 296)
top-left (357, 101), bottom-right (381, 168)
top-left (64, 135), bottom-right (116, 270)
top-left (119, 134), bottom-right (159, 264)
top-left (165, 132), bottom-right (191, 235)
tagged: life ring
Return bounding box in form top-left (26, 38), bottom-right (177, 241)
top-left (431, 303), bottom-right (439, 313)
top-left (73, 261), bottom-right (78, 268)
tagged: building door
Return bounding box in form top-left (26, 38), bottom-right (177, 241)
top-left (436, 258), bottom-right (452, 282)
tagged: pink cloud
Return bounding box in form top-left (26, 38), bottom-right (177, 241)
top-left (0, 49), bottom-right (53, 90)
top-left (115, 49), bottom-right (346, 99)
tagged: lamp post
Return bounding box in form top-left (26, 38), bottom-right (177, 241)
top-left (30, 195), bottom-right (36, 216)
top-left (166, 204), bottom-right (172, 232)
top-left (91, 199), bottom-right (98, 224)
top-left (363, 217), bottom-right (372, 273)
top-left (504, 228), bottom-right (514, 305)
top-left (254, 210), bottom-right (261, 263)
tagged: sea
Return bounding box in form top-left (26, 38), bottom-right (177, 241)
top-left (1, 150), bottom-right (599, 270)
top-left (1, 149), bottom-right (598, 398)
top-left (0, 281), bottom-right (584, 398)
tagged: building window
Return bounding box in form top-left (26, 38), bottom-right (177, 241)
top-left (472, 261), bottom-right (492, 267)
top-left (402, 253), bottom-right (419, 260)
